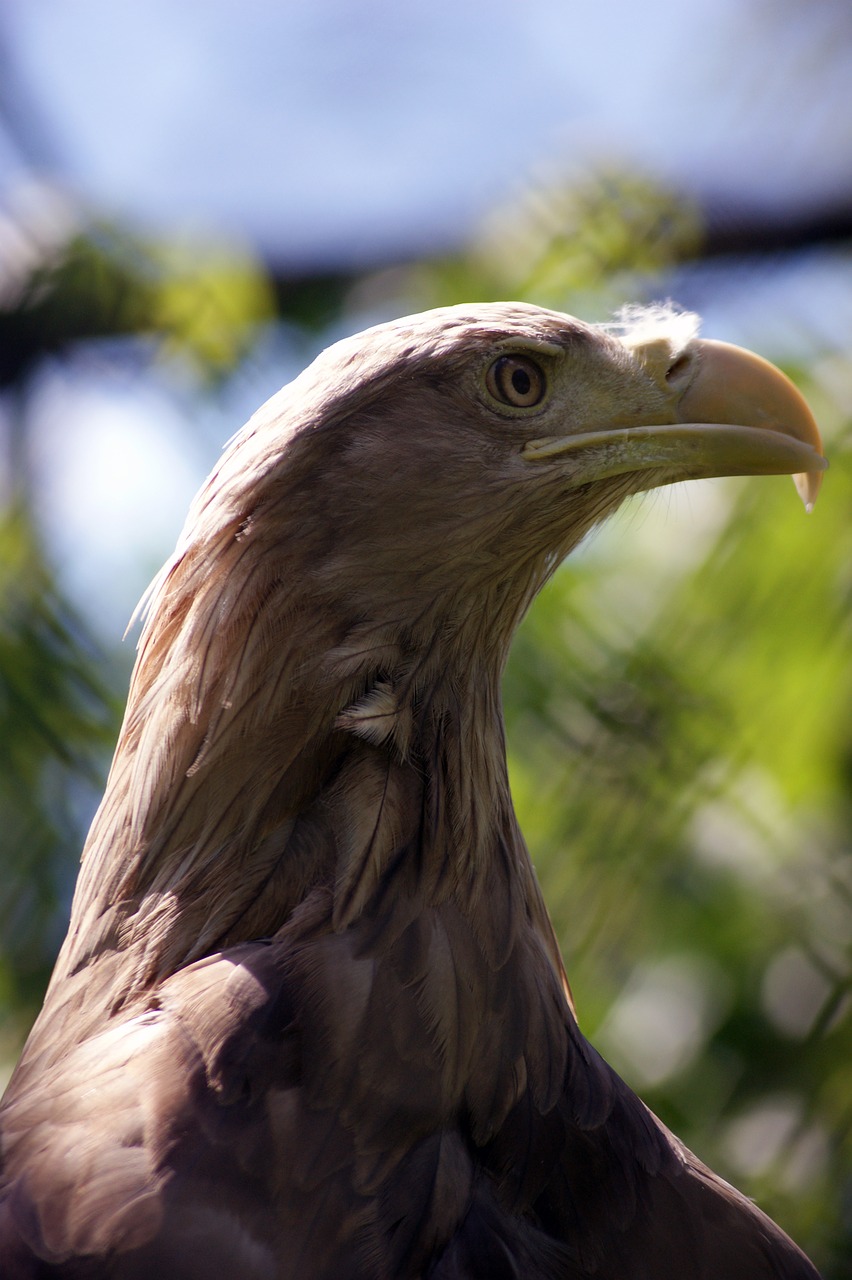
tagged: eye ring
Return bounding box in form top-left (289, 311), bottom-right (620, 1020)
top-left (486, 355), bottom-right (547, 408)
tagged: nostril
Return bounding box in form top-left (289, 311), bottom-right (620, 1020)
top-left (666, 352), bottom-right (693, 385)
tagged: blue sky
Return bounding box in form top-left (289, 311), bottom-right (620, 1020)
top-left (5, 0), bottom-right (850, 263)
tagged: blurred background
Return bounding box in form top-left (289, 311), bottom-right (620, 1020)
top-left (0, 0), bottom-right (850, 1272)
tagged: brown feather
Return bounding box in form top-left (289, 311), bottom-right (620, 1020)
top-left (0, 302), bottom-right (823, 1277)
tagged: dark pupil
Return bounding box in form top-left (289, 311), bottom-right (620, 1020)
top-left (511, 366), bottom-right (531, 397)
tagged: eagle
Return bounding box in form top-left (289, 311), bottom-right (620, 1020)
top-left (0, 303), bottom-right (826, 1278)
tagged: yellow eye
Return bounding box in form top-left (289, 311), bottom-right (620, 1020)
top-left (486, 355), bottom-right (546, 408)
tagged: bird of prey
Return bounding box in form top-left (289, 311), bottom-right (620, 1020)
top-left (0, 302), bottom-right (826, 1278)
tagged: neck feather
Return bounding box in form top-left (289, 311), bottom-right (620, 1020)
top-left (43, 563), bottom-right (564, 1041)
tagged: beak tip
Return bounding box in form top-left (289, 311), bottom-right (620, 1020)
top-left (794, 465), bottom-right (825, 512)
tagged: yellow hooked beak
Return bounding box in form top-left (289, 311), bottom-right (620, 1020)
top-left (523, 338), bottom-right (826, 511)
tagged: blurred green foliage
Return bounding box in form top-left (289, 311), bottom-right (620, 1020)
top-left (0, 217), bottom-right (277, 389)
top-left (368, 171), bottom-right (702, 317)
top-left (0, 506), bottom-right (118, 1058)
top-left (505, 467), bottom-right (852, 1265)
top-left (0, 173), bottom-right (849, 1272)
